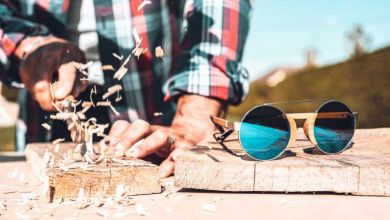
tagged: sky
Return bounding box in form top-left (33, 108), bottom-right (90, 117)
top-left (243, 0), bottom-right (390, 80)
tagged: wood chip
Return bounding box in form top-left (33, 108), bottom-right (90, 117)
top-left (96, 209), bottom-right (110, 218)
top-left (138, 0), bottom-right (152, 11)
top-left (115, 93), bottom-right (122, 102)
top-left (155, 46), bottom-right (164, 58)
top-left (52, 138), bottom-right (65, 145)
top-left (71, 61), bottom-right (93, 71)
top-left (96, 101), bottom-right (111, 107)
top-left (54, 144), bottom-right (60, 153)
top-left (112, 53), bottom-right (123, 61)
top-left (153, 112), bottom-right (163, 117)
top-left (41, 123), bottom-right (51, 131)
top-left (102, 85), bottom-right (122, 100)
top-left (201, 203), bottom-right (217, 212)
top-left (0, 200), bottom-right (6, 210)
top-left (134, 48), bottom-right (147, 59)
top-left (113, 54), bottom-right (131, 80)
top-left (74, 144), bottom-right (84, 153)
top-left (114, 184), bottom-right (126, 201)
top-left (132, 28), bottom-right (142, 44)
top-left (102, 65), bottom-right (115, 71)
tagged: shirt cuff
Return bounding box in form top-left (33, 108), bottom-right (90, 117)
top-left (163, 53), bottom-right (249, 105)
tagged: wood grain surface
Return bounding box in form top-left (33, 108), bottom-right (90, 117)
top-left (25, 143), bottom-right (161, 202)
top-left (175, 128), bottom-right (390, 196)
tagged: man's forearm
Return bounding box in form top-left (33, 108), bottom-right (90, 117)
top-left (170, 94), bottom-right (227, 144)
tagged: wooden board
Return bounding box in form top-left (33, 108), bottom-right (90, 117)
top-left (25, 143), bottom-right (161, 202)
top-left (175, 128), bottom-right (390, 196)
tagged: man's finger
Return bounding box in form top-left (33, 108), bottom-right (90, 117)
top-left (120, 120), bottom-right (151, 150)
top-left (158, 149), bottom-right (184, 178)
top-left (159, 158), bottom-right (174, 178)
top-left (33, 80), bottom-right (53, 111)
top-left (126, 130), bottom-right (170, 158)
top-left (108, 120), bottom-right (130, 137)
top-left (54, 62), bottom-right (77, 100)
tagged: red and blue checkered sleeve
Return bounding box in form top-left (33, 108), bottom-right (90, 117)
top-left (164, 0), bottom-right (252, 105)
top-left (0, 1), bottom-right (49, 85)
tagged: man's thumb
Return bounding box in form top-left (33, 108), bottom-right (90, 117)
top-left (54, 63), bottom-right (77, 100)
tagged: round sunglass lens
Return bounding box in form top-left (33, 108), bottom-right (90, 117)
top-left (314, 101), bottom-right (355, 154)
top-left (239, 105), bottom-right (290, 160)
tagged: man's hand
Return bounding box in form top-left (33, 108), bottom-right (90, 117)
top-left (104, 95), bottom-right (226, 178)
top-left (15, 36), bottom-right (87, 110)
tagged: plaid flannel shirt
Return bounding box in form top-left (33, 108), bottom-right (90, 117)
top-left (0, 0), bottom-right (251, 145)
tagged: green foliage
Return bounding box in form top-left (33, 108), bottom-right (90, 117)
top-left (229, 47), bottom-right (390, 128)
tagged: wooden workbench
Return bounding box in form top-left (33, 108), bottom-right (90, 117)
top-left (0, 161), bottom-right (389, 219)
top-left (175, 128), bottom-right (390, 196)
top-left (0, 128), bottom-right (390, 219)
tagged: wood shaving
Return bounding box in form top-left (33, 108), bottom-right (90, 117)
top-left (96, 209), bottom-right (110, 218)
top-left (132, 28), bottom-right (142, 44)
top-left (71, 61), bottom-right (93, 71)
top-left (155, 46), bottom-right (164, 58)
top-left (134, 47), bottom-right (147, 59)
top-left (54, 144), bottom-right (60, 153)
top-left (102, 85), bottom-right (122, 100)
top-left (113, 54), bottom-right (131, 80)
top-left (77, 112), bottom-right (86, 120)
top-left (114, 184), bottom-right (126, 202)
top-left (74, 143), bottom-right (84, 153)
top-left (97, 101), bottom-right (119, 115)
top-left (138, 0), bottom-right (152, 11)
top-left (50, 112), bottom-right (73, 120)
top-left (82, 101), bottom-right (94, 108)
top-left (153, 112), bottom-right (163, 117)
top-left (48, 156), bottom-right (55, 167)
top-left (52, 138), bottom-right (65, 145)
top-left (102, 65), bottom-right (115, 71)
top-left (115, 93), bottom-right (122, 102)
top-left (43, 149), bottom-right (51, 166)
top-left (112, 53), bottom-right (124, 61)
top-left (201, 203), bottom-right (217, 212)
top-left (0, 200), bottom-right (6, 210)
top-left (41, 123), bottom-right (51, 131)
top-left (90, 85), bottom-right (97, 107)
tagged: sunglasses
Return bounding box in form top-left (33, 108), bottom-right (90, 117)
top-left (210, 100), bottom-right (358, 161)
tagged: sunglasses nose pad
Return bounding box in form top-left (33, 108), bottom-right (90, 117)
top-left (303, 114), bottom-right (318, 145)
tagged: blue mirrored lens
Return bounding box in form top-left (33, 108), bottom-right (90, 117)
top-left (239, 105), bottom-right (290, 160)
top-left (314, 101), bottom-right (355, 153)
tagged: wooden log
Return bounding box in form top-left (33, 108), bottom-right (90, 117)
top-left (175, 128), bottom-right (390, 196)
top-left (25, 143), bottom-right (161, 202)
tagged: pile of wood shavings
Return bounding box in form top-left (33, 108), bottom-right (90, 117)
top-left (42, 48), bottom-right (164, 165)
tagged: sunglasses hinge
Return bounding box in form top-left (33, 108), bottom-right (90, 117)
top-left (213, 129), bottom-right (234, 143)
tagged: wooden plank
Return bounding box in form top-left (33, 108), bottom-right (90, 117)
top-left (25, 143), bottom-right (161, 202)
top-left (174, 128), bottom-right (390, 196)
